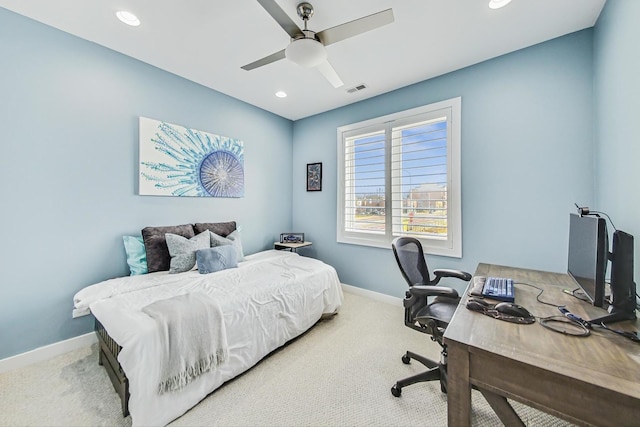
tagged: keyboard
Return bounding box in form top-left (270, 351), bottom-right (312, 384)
top-left (481, 277), bottom-right (515, 302)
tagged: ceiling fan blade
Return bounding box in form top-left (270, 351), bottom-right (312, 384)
top-left (241, 49), bottom-right (286, 71)
top-left (317, 8), bottom-right (394, 46)
top-left (316, 60), bottom-right (344, 88)
top-left (256, 0), bottom-right (303, 39)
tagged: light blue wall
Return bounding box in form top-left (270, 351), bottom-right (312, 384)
top-left (292, 30), bottom-right (595, 298)
top-left (594, 0), bottom-right (640, 283)
top-left (4, 3), bottom-right (634, 361)
top-left (0, 8), bottom-right (293, 359)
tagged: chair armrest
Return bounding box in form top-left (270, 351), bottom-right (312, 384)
top-left (433, 268), bottom-right (472, 282)
top-left (409, 285), bottom-right (459, 299)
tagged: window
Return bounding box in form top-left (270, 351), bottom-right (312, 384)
top-left (337, 97), bottom-right (462, 257)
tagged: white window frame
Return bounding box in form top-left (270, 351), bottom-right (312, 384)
top-left (336, 97), bottom-right (462, 258)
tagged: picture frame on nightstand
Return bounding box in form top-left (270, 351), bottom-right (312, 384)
top-left (280, 233), bottom-right (305, 244)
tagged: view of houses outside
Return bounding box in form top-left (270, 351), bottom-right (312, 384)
top-left (345, 118), bottom-right (449, 239)
top-left (354, 183), bottom-right (447, 235)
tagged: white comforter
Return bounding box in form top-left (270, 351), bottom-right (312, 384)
top-left (73, 250), bottom-right (343, 426)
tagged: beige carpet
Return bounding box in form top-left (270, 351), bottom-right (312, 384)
top-left (0, 291), bottom-right (571, 426)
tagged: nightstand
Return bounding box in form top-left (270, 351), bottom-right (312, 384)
top-left (274, 241), bottom-right (312, 252)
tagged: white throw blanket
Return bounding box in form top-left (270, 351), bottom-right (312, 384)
top-left (142, 292), bottom-right (228, 394)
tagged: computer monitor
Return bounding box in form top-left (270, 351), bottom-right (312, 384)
top-left (567, 212), bottom-right (637, 324)
top-left (567, 213), bottom-right (608, 308)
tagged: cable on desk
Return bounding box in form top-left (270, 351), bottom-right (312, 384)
top-left (539, 316), bottom-right (591, 337)
top-left (515, 282), bottom-right (590, 336)
top-left (515, 282), bottom-right (639, 340)
top-left (570, 288), bottom-right (591, 303)
top-left (514, 282), bottom-right (559, 308)
top-left (595, 323), bottom-right (640, 343)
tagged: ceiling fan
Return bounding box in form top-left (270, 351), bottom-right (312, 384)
top-left (241, 0), bottom-right (394, 88)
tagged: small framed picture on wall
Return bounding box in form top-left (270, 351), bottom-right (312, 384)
top-left (307, 162), bottom-right (322, 192)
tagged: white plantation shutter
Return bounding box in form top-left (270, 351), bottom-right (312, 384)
top-left (344, 129), bottom-right (386, 235)
top-left (390, 116), bottom-right (449, 240)
top-left (337, 97), bottom-right (461, 257)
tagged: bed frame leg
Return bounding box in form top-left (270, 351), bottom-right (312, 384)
top-left (95, 320), bottom-right (130, 417)
top-left (122, 387), bottom-right (130, 417)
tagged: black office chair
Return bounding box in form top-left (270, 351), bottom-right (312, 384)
top-left (390, 236), bottom-right (471, 397)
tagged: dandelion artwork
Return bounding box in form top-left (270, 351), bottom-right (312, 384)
top-left (139, 117), bottom-right (244, 197)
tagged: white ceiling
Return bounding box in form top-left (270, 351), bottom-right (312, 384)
top-left (0, 0), bottom-right (606, 121)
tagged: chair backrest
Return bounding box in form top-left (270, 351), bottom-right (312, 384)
top-left (392, 236), bottom-right (432, 287)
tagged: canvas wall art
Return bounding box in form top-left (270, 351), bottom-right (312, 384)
top-left (139, 117), bottom-right (244, 197)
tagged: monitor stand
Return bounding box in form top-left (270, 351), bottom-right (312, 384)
top-left (587, 281), bottom-right (637, 325)
top-left (587, 305), bottom-right (636, 324)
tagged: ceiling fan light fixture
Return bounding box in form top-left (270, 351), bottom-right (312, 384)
top-left (285, 38), bottom-right (327, 68)
top-left (488, 0), bottom-right (513, 9)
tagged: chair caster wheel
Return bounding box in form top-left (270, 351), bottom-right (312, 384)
top-left (401, 354), bottom-right (411, 364)
top-left (391, 385), bottom-right (402, 397)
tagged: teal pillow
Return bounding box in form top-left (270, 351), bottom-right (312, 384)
top-left (123, 236), bottom-right (148, 275)
top-left (196, 245), bottom-right (238, 274)
top-left (209, 229), bottom-right (245, 261)
top-left (165, 230), bottom-right (211, 273)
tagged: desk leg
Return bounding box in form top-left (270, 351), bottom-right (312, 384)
top-left (447, 341), bottom-right (471, 426)
top-left (478, 389), bottom-right (524, 427)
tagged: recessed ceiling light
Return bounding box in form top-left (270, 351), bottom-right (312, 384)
top-left (116, 10), bottom-right (140, 26)
top-left (275, 91), bottom-right (287, 98)
top-left (489, 0), bottom-right (512, 9)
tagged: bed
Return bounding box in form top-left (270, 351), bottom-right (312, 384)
top-left (72, 222), bottom-right (343, 427)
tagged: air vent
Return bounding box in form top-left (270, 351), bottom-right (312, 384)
top-left (346, 84), bottom-right (367, 94)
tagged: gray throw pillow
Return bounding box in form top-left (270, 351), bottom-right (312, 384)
top-left (193, 221), bottom-right (236, 238)
top-left (165, 230), bottom-right (211, 273)
top-left (209, 229), bottom-right (245, 261)
top-left (196, 245), bottom-right (238, 274)
top-left (141, 224), bottom-right (195, 272)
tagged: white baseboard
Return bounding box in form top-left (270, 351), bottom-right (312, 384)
top-left (341, 283), bottom-right (403, 306)
top-left (0, 332), bottom-right (97, 374)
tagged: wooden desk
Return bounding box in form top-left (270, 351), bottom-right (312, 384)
top-left (444, 263), bottom-right (640, 426)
